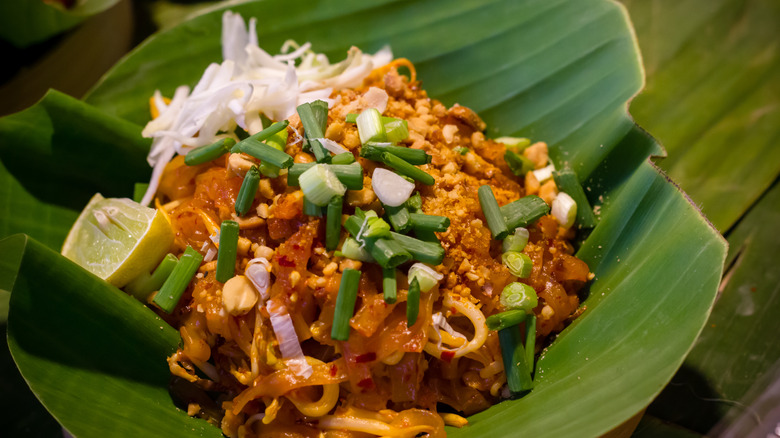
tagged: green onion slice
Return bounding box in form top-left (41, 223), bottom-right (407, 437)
top-left (500, 282), bottom-right (538, 312)
top-left (384, 119), bottom-right (410, 143)
top-left (408, 263), bottom-right (443, 293)
top-left (486, 309), bottom-right (527, 331)
top-left (498, 326), bottom-right (533, 394)
top-left (360, 143), bottom-right (429, 165)
top-left (326, 195), bottom-right (343, 251)
top-left (409, 213), bottom-right (450, 233)
top-left (298, 163), bottom-right (347, 207)
top-left (356, 108), bottom-right (387, 144)
top-left (382, 268), bottom-right (397, 304)
top-left (552, 167), bottom-right (596, 229)
top-left (331, 268), bottom-right (361, 341)
top-left (389, 232), bottom-right (445, 265)
top-left (185, 138), bottom-right (235, 166)
top-left (235, 166), bottom-right (261, 216)
top-left (153, 246), bottom-right (202, 313)
top-left (500, 195), bottom-right (550, 231)
top-left (297, 100), bottom-right (330, 162)
top-left (331, 152), bottom-right (355, 165)
top-left (502, 251), bottom-right (533, 278)
top-left (125, 253), bottom-right (178, 301)
top-left (216, 220), bottom-right (239, 283)
top-left (372, 167), bottom-right (415, 207)
top-left (525, 313), bottom-right (537, 378)
top-left (287, 162), bottom-right (363, 190)
top-left (478, 185), bottom-right (509, 240)
top-left (407, 277), bottom-right (421, 327)
top-left (381, 152), bottom-right (434, 185)
top-left (384, 203), bottom-right (412, 233)
top-left (502, 227), bottom-right (529, 253)
top-left (338, 237), bottom-right (374, 262)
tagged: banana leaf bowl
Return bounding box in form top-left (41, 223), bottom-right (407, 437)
top-left (0, 0), bottom-right (726, 436)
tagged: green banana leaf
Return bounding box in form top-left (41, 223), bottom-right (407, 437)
top-left (0, 0), bottom-right (727, 436)
top-left (0, 0), bottom-right (121, 48)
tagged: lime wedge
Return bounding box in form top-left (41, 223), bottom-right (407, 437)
top-left (61, 193), bottom-right (174, 288)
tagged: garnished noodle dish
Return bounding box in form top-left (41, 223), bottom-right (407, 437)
top-left (84, 11), bottom-right (595, 438)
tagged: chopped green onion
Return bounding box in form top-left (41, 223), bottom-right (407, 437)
top-left (303, 197), bottom-right (323, 217)
top-left (298, 164), bottom-right (347, 206)
top-left (287, 162), bottom-right (363, 190)
top-left (154, 246), bottom-right (203, 313)
top-left (360, 143), bottom-right (431, 165)
top-left (407, 277), bottom-right (420, 327)
top-left (185, 138), bottom-right (235, 166)
top-left (502, 227), bottom-right (529, 253)
top-left (453, 147), bottom-right (469, 155)
top-left (326, 195), bottom-right (343, 251)
top-left (383, 268), bottom-right (397, 304)
top-left (500, 282), bottom-right (538, 312)
top-left (384, 203), bottom-right (412, 233)
top-left (331, 152), bottom-right (356, 165)
top-left (498, 326), bottom-right (533, 394)
top-left (133, 182), bottom-right (149, 205)
top-left (496, 136), bottom-right (531, 150)
top-left (233, 120), bottom-right (289, 152)
top-left (381, 152), bottom-right (434, 185)
top-left (389, 232), bottom-right (445, 265)
top-left (234, 125), bottom-right (250, 141)
top-left (363, 216), bottom-right (391, 239)
top-left (552, 167), bottom-right (596, 228)
top-left (238, 136), bottom-right (294, 169)
top-left (504, 149), bottom-right (535, 177)
top-left (216, 220), bottom-right (239, 283)
top-left (235, 166), bottom-right (261, 216)
top-left (486, 310), bottom-right (527, 331)
top-left (405, 192), bottom-right (422, 212)
top-left (532, 164), bottom-right (555, 183)
top-left (331, 268), bottom-right (361, 341)
top-left (345, 113), bottom-right (358, 123)
top-left (126, 253), bottom-right (178, 300)
top-left (372, 167), bottom-right (415, 207)
top-left (339, 237), bottom-right (374, 262)
top-left (414, 229), bottom-right (440, 243)
top-left (258, 129), bottom-right (288, 177)
top-left (500, 195), bottom-right (550, 231)
top-left (551, 192), bottom-right (577, 229)
top-left (356, 108), bottom-right (386, 144)
top-left (478, 185), bottom-right (509, 240)
top-left (525, 313), bottom-right (537, 378)
top-left (343, 215), bottom-right (411, 268)
top-left (297, 101), bottom-right (330, 162)
top-left (502, 252), bottom-right (533, 278)
top-left (409, 213), bottom-right (449, 233)
top-left (384, 119), bottom-right (409, 143)
top-left (408, 263), bottom-right (443, 293)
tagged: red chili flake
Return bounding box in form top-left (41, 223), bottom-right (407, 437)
top-left (330, 364), bottom-right (338, 377)
top-left (278, 255), bottom-right (295, 267)
top-left (358, 378), bottom-right (374, 390)
top-left (440, 350), bottom-right (456, 363)
top-left (354, 352), bottom-right (376, 363)
top-left (450, 306), bottom-right (458, 315)
top-left (293, 243), bottom-right (302, 250)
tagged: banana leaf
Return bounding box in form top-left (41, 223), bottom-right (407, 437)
top-left (0, 0), bottom-right (121, 48)
top-left (1, 0), bottom-right (727, 436)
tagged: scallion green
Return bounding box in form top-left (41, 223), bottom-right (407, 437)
top-left (297, 101), bottom-right (330, 162)
top-left (216, 220), bottom-right (239, 283)
top-left (233, 120), bottom-right (289, 152)
top-left (381, 152), bottom-right (434, 185)
top-left (500, 195), bottom-right (550, 231)
top-left (185, 138), bottom-right (235, 166)
top-left (298, 163), bottom-right (347, 206)
top-left (303, 197), bottom-right (323, 217)
top-left (360, 143), bottom-right (431, 165)
top-left (383, 267), bottom-right (397, 304)
top-left (504, 149), bottom-right (535, 177)
top-left (238, 137), bottom-right (293, 169)
top-left (478, 185), bottom-right (509, 240)
top-left (287, 162), bottom-right (363, 190)
top-left (153, 246), bottom-right (202, 313)
top-left (485, 309), bottom-right (527, 331)
top-left (331, 152), bottom-right (355, 165)
top-left (345, 113), bottom-right (358, 123)
top-left (363, 216), bottom-right (391, 239)
top-left (525, 313), bottom-right (537, 378)
top-left (338, 237), bottom-right (374, 262)
top-left (326, 195), bottom-right (343, 251)
top-left (343, 215), bottom-right (411, 268)
top-left (331, 268), bottom-right (361, 341)
top-left (409, 213), bottom-right (449, 233)
top-left (384, 119), bottom-right (409, 143)
top-left (502, 227), bottom-right (530, 253)
top-left (235, 166), bottom-right (261, 216)
top-left (500, 282), bottom-right (538, 312)
top-left (258, 128), bottom-right (287, 177)
top-left (408, 263), bottom-right (443, 293)
top-left (498, 326), bottom-right (533, 394)
top-left (552, 167), bottom-right (596, 228)
top-left (389, 232), bottom-right (445, 265)
top-left (126, 253), bottom-right (178, 301)
top-left (384, 203), bottom-right (412, 233)
top-left (502, 252), bottom-right (533, 278)
top-left (407, 277), bottom-right (420, 327)
top-left (356, 108), bottom-right (386, 144)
